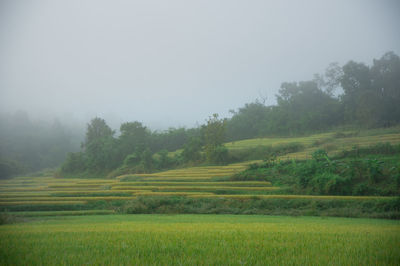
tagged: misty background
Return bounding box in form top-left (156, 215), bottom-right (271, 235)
top-left (1, 0), bottom-right (399, 129)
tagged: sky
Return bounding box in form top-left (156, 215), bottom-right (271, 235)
top-left (1, 0), bottom-right (399, 130)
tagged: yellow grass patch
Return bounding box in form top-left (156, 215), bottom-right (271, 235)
top-left (189, 194), bottom-right (395, 200)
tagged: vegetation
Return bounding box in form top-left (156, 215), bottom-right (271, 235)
top-left (0, 52), bottom-right (400, 265)
top-left (0, 112), bottom-right (82, 179)
top-left (226, 51), bottom-right (400, 140)
top-left (1, 133), bottom-right (400, 219)
top-left (231, 143), bottom-right (400, 196)
top-left (1, 215), bottom-right (399, 265)
top-left (2, 52), bottom-right (397, 179)
top-left (56, 51), bottom-right (400, 178)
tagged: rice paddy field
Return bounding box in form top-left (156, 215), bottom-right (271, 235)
top-left (0, 129), bottom-right (399, 213)
top-left (0, 173), bottom-right (395, 211)
top-left (0, 214), bottom-right (399, 265)
top-left (226, 130), bottom-right (400, 160)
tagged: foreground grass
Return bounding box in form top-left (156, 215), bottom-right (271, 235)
top-left (0, 214), bottom-right (399, 265)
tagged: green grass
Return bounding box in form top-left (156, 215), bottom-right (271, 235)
top-left (225, 132), bottom-right (335, 150)
top-left (225, 130), bottom-right (400, 161)
top-left (0, 214), bottom-right (399, 265)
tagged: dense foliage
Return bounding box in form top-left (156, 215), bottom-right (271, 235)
top-left (226, 51), bottom-right (400, 140)
top-left (232, 143), bottom-right (400, 196)
top-left (60, 118), bottom-right (205, 177)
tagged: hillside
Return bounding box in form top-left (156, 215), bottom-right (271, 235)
top-left (1, 128), bottom-right (399, 219)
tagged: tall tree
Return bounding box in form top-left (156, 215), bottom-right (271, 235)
top-left (370, 51), bottom-right (400, 126)
top-left (83, 117), bottom-right (114, 149)
top-left (119, 121), bottom-right (149, 156)
top-left (203, 114), bottom-right (228, 164)
top-left (226, 101), bottom-right (270, 140)
top-left (340, 61), bottom-right (371, 124)
top-left (276, 81), bottom-right (342, 134)
top-left (83, 118), bottom-right (117, 172)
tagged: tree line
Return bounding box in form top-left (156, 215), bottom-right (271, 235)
top-left (1, 51), bottom-right (399, 178)
top-left (226, 51), bottom-right (400, 140)
top-left (60, 114), bottom-right (227, 177)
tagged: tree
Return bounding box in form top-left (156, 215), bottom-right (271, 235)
top-left (182, 137), bottom-right (202, 163)
top-left (60, 152), bottom-right (87, 175)
top-left (203, 114), bottom-right (228, 164)
top-left (275, 81), bottom-right (342, 134)
top-left (140, 148), bottom-right (154, 172)
top-left (83, 118), bottom-right (117, 172)
top-left (370, 51), bottom-right (400, 126)
top-left (226, 101), bottom-right (270, 140)
top-left (83, 117), bottom-right (114, 149)
top-left (119, 121), bottom-right (149, 157)
top-left (154, 149), bottom-right (174, 169)
top-left (340, 61), bottom-right (372, 124)
top-left (314, 62), bottom-right (344, 96)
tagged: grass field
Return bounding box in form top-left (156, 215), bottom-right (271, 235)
top-left (0, 214), bottom-right (399, 265)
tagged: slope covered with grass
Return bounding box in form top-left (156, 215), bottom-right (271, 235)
top-left (1, 128), bottom-right (399, 218)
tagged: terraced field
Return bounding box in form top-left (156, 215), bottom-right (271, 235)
top-left (227, 131), bottom-right (400, 160)
top-left (1, 129), bottom-right (399, 216)
top-left (1, 173), bottom-right (396, 216)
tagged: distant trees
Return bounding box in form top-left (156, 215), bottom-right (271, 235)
top-left (341, 61), bottom-right (372, 124)
top-left (226, 80), bottom-right (342, 139)
top-left (0, 111), bottom-right (81, 179)
top-left (226, 102), bottom-right (270, 140)
top-left (181, 137), bottom-right (202, 163)
top-left (58, 51), bottom-right (400, 178)
top-left (119, 121), bottom-right (149, 155)
top-left (3, 51), bottom-right (399, 179)
top-left (203, 114), bottom-right (228, 164)
top-left (339, 52), bottom-right (400, 126)
top-left (226, 51), bottom-right (400, 140)
top-left (276, 81), bottom-right (342, 133)
top-left (83, 118), bottom-right (119, 172)
top-left (60, 118), bottom-right (204, 177)
top-left (60, 152), bottom-right (86, 175)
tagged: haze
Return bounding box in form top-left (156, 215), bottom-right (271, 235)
top-left (1, 0), bottom-right (399, 129)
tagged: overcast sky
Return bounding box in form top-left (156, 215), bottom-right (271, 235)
top-left (1, 0), bottom-right (399, 129)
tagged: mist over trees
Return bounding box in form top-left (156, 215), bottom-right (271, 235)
top-left (0, 111), bottom-right (82, 178)
top-left (1, 51), bottom-right (399, 178)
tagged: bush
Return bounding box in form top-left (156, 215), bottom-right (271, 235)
top-left (117, 196), bottom-right (400, 218)
top-left (230, 144), bottom-right (400, 196)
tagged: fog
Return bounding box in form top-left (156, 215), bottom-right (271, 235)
top-left (1, 0), bottom-right (399, 129)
